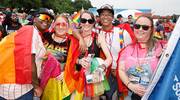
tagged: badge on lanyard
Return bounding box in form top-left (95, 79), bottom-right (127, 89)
top-left (129, 74), bottom-right (141, 83)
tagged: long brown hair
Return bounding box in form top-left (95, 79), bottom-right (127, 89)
top-left (134, 14), bottom-right (158, 52)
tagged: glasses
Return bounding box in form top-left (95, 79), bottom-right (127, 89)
top-left (100, 14), bottom-right (113, 18)
top-left (133, 24), bottom-right (151, 30)
top-left (11, 16), bottom-right (18, 19)
top-left (37, 14), bottom-right (52, 23)
top-left (55, 22), bottom-right (68, 27)
top-left (80, 18), bottom-right (94, 24)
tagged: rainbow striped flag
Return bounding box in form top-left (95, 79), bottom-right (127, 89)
top-left (153, 31), bottom-right (162, 40)
top-left (0, 25), bottom-right (33, 84)
top-left (62, 37), bottom-right (82, 99)
top-left (40, 53), bottom-right (62, 100)
top-left (134, 12), bottom-right (152, 22)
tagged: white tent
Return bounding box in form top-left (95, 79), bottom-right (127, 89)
top-left (114, 9), bottom-right (142, 19)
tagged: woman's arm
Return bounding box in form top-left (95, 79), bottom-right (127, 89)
top-left (98, 34), bottom-right (112, 67)
top-left (72, 29), bottom-right (87, 53)
top-left (92, 34), bottom-right (112, 83)
top-left (31, 54), bottom-right (43, 97)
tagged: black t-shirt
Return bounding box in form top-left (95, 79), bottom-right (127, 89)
top-left (112, 19), bottom-right (120, 26)
top-left (2, 25), bottom-right (22, 37)
top-left (77, 34), bottom-right (100, 71)
top-left (42, 32), bottom-right (71, 63)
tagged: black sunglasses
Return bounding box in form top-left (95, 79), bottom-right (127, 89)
top-left (133, 24), bottom-right (151, 30)
top-left (80, 18), bottom-right (94, 24)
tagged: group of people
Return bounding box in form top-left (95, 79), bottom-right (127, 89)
top-left (155, 18), bottom-right (177, 41)
top-left (0, 3), bottom-right (168, 100)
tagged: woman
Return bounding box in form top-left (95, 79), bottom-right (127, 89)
top-left (20, 13), bottom-right (30, 26)
top-left (118, 14), bottom-right (166, 100)
top-left (155, 19), bottom-right (165, 40)
top-left (71, 10), bottom-right (112, 100)
top-left (2, 12), bottom-right (21, 38)
top-left (42, 14), bottom-right (71, 82)
top-left (164, 19), bottom-right (171, 40)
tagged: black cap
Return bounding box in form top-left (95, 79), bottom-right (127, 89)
top-left (97, 4), bottom-right (114, 15)
top-left (33, 8), bottom-right (54, 19)
top-left (117, 14), bottom-right (122, 18)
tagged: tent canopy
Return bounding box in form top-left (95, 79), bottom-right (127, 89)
top-left (114, 9), bottom-right (142, 19)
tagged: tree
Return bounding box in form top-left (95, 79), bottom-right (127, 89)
top-left (0, 0), bottom-right (94, 15)
top-left (0, 0), bottom-right (42, 13)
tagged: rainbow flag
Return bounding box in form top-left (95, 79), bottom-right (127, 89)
top-left (153, 31), bottom-right (162, 40)
top-left (40, 53), bottom-right (62, 100)
top-left (62, 37), bottom-right (83, 99)
top-left (0, 25), bottom-right (33, 84)
top-left (134, 12), bottom-right (152, 22)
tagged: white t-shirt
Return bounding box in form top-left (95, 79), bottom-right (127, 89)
top-left (96, 27), bottom-right (132, 69)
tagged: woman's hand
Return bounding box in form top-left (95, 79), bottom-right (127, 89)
top-left (79, 58), bottom-right (91, 68)
top-left (56, 71), bottom-right (64, 82)
top-left (79, 37), bottom-right (87, 53)
top-left (128, 83), bottom-right (147, 96)
top-left (34, 86), bottom-right (43, 97)
top-left (162, 44), bottom-right (168, 52)
top-left (92, 67), bottom-right (104, 83)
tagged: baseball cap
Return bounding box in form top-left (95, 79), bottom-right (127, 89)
top-left (117, 14), bottom-right (122, 18)
top-left (97, 4), bottom-right (114, 15)
top-left (34, 8), bottom-right (54, 19)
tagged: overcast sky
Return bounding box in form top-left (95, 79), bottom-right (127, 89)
top-left (89, 0), bottom-right (180, 16)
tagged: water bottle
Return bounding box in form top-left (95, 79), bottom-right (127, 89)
top-left (33, 97), bottom-right (40, 100)
top-left (140, 72), bottom-right (149, 88)
top-left (84, 54), bottom-right (93, 75)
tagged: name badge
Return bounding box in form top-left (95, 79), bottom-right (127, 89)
top-left (129, 74), bottom-right (140, 83)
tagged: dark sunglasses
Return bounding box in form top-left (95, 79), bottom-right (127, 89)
top-left (133, 24), bottom-right (151, 30)
top-left (80, 18), bottom-right (94, 24)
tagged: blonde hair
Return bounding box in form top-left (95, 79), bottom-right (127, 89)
top-left (22, 13), bottom-right (28, 21)
top-left (54, 14), bottom-right (69, 25)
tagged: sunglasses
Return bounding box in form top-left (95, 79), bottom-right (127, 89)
top-left (55, 22), bottom-right (68, 27)
top-left (37, 14), bottom-right (52, 23)
top-left (80, 18), bottom-right (94, 24)
top-left (133, 24), bottom-right (151, 30)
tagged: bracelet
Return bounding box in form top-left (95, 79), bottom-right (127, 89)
top-left (127, 81), bottom-right (132, 87)
top-left (99, 64), bottom-right (107, 72)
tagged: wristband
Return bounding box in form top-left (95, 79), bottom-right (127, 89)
top-left (127, 81), bottom-right (132, 87)
top-left (99, 64), bottom-right (107, 72)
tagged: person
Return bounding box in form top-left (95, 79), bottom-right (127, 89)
top-left (170, 19), bottom-right (177, 34)
top-left (112, 14), bottom-right (123, 26)
top-left (72, 4), bottom-right (134, 100)
top-left (42, 14), bottom-right (71, 82)
top-left (2, 12), bottom-right (22, 38)
top-left (125, 15), bottom-right (134, 31)
top-left (40, 14), bottom-right (72, 100)
top-left (20, 13), bottom-right (30, 26)
top-left (155, 19), bottom-right (165, 40)
top-left (118, 14), bottom-right (167, 100)
top-left (69, 10), bottom-right (112, 100)
top-left (163, 19), bottom-right (171, 41)
top-left (0, 8), bottom-right (54, 100)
